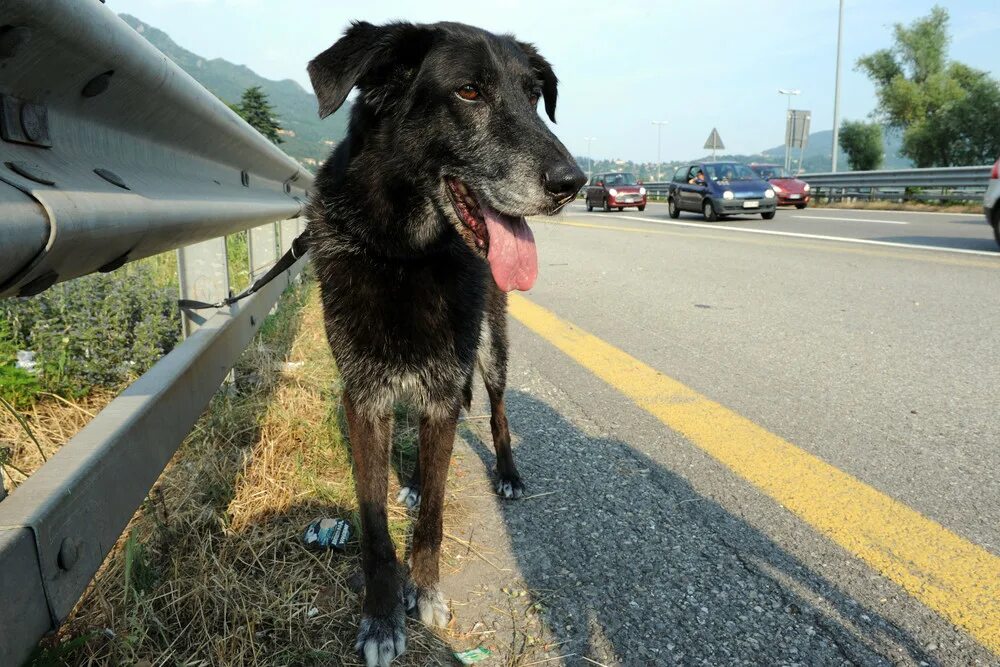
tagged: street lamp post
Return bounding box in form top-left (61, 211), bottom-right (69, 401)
top-left (778, 88), bottom-right (801, 172)
top-left (831, 0), bottom-right (845, 172)
top-left (651, 120), bottom-right (668, 181)
top-left (583, 136), bottom-right (597, 181)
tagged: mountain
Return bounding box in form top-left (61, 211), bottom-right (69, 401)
top-left (760, 128), bottom-right (911, 172)
top-left (580, 127), bottom-right (915, 181)
top-left (120, 14), bottom-right (346, 169)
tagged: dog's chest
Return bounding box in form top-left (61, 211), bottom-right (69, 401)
top-left (318, 246), bottom-right (488, 370)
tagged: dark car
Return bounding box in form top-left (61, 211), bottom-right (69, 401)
top-left (585, 172), bottom-right (647, 212)
top-left (750, 163), bottom-right (811, 208)
top-left (666, 162), bottom-right (777, 221)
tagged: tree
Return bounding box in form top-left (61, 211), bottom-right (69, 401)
top-left (231, 86), bottom-right (283, 144)
top-left (856, 6), bottom-right (1000, 166)
top-left (838, 121), bottom-right (883, 171)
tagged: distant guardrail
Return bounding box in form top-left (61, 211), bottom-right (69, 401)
top-left (641, 165), bottom-right (993, 204)
top-left (799, 166), bottom-right (992, 203)
top-left (0, 2), bottom-right (312, 663)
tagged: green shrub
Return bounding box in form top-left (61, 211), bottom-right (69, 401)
top-left (0, 320), bottom-right (40, 408)
top-left (0, 263), bottom-right (181, 399)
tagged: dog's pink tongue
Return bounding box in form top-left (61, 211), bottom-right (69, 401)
top-left (482, 206), bottom-right (537, 292)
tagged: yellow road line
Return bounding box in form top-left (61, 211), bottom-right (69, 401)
top-left (507, 293), bottom-right (1000, 653)
top-left (535, 217), bottom-right (1000, 270)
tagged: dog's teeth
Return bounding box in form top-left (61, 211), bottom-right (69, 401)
top-left (456, 181), bottom-right (468, 195)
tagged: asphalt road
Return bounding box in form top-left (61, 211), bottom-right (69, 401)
top-left (445, 202), bottom-right (1000, 666)
top-left (592, 201), bottom-right (998, 254)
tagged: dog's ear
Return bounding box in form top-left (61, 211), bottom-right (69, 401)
top-left (517, 41), bottom-right (558, 123)
top-left (308, 21), bottom-right (435, 119)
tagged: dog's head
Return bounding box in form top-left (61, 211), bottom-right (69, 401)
top-left (308, 21), bottom-right (585, 291)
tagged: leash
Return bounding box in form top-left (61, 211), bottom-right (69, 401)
top-left (178, 232), bottom-right (309, 310)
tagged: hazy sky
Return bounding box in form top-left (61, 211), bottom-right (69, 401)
top-left (111, 0), bottom-right (1000, 163)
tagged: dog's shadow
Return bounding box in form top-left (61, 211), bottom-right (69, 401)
top-left (460, 389), bottom-right (939, 666)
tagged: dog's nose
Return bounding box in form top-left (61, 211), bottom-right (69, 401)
top-left (543, 162), bottom-right (587, 200)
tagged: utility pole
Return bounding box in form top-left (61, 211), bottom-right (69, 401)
top-left (651, 121), bottom-right (668, 181)
top-left (831, 0), bottom-right (845, 172)
top-left (778, 88), bottom-right (800, 172)
top-left (583, 136), bottom-right (597, 181)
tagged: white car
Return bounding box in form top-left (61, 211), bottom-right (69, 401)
top-left (986, 158), bottom-right (1000, 248)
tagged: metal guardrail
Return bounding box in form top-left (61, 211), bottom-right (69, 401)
top-left (799, 165), bottom-right (992, 188)
top-left (0, 0), bottom-right (311, 298)
top-left (641, 165), bottom-right (992, 203)
top-left (800, 166), bottom-right (992, 203)
top-left (643, 182), bottom-right (671, 198)
top-left (0, 2), bottom-right (314, 663)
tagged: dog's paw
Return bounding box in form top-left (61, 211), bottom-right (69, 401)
top-left (356, 613), bottom-right (406, 667)
top-left (396, 486), bottom-right (421, 509)
top-left (495, 475), bottom-right (525, 500)
top-left (409, 587), bottom-right (451, 628)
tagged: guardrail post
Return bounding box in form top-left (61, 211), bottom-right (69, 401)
top-left (279, 219), bottom-right (299, 287)
top-left (248, 223), bottom-right (279, 282)
top-left (0, 527), bottom-right (52, 666)
top-left (279, 219), bottom-right (297, 254)
top-left (177, 238), bottom-right (230, 338)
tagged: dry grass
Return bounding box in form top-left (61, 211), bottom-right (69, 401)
top-left (26, 281), bottom-right (475, 666)
top-left (1, 389), bottom-right (117, 488)
top-left (814, 199), bottom-right (982, 214)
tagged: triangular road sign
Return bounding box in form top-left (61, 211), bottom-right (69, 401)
top-left (703, 128), bottom-right (725, 150)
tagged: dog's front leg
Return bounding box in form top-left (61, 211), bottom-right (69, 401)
top-left (407, 405), bottom-right (458, 627)
top-left (344, 393), bottom-right (406, 667)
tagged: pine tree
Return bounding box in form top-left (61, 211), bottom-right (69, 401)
top-left (234, 86), bottom-right (283, 145)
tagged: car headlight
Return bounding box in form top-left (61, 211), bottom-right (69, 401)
top-left (608, 188), bottom-right (618, 197)
top-left (772, 184), bottom-right (783, 194)
top-left (722, 190), bottom-right (734, 200)
top-left (639, 187), bottom-right (646, 195)
top-left (764, 189), bottom-right (775, 199)
top-left (803, 183), bottom-right (810, 192)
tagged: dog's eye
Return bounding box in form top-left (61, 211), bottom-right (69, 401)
top-left (456, 84), bottom-right (480, 101)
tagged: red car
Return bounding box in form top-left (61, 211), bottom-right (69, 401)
top-left (750, 164), bottom-right (810, 208)
top-left (584, 172), bottom-right (647, 211)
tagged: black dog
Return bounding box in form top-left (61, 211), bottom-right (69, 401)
top-left (305, 20), bottom-right (584, 666)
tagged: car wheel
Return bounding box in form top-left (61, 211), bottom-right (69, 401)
top-left (586, 199), bottom-right (593, 212)
top-left (993, 217), bottom-right (1000, 248)
top-left (703, 199), bottom-right (718, 222)
top-left (762, 211), bottom-right (776, 220)
top-left (638, 205), bottom-right (646, 212)
top-left (617, 207), bottom-right (624, 211)
top-left (603, 198), bottom-right (611, 212)
top-left (795, 203), bottom-right (807, 209)
top-left (668, 198), bottom-right (680, 219)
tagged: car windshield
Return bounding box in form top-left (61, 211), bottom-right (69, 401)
top-left (753, 165), bottom-right (788, 179)
top-left (604, 173), bottom-right (638, 186)
top-left (704, 163), bottom-right (759, 182)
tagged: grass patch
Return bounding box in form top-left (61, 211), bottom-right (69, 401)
top-left (813, 199), bottom-right (982, 214)
top-left (1, 232), bottom-right (262, 491)
top-left (34, 280), bottom-right (462, 666)
top-left (227, 231), bottom-right (251, 290)
top-left (1, 388), bottom-right (116, 487)
top-left (0, 259), bottom-right (180, 403)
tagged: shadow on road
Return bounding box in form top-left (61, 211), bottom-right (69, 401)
top-left (462, 389), bottom-right (938, 666)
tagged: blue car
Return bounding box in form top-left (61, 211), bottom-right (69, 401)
top-left (666, 162), bottom-right (777, 221)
